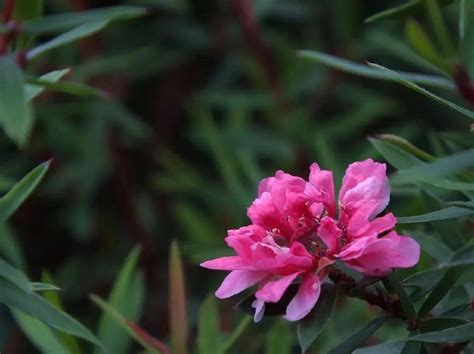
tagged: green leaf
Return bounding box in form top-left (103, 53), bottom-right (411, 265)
top-left (95, 246), bottom-right (145, 354)
top-left (397, 206), bottom-right (474, 223)
top-left (365, 0), bottom-right (454, 23)
top-left (419, 317), bottom-right (469, 333)
top-left (393, 148), bottom-right (474, 184)
top-left (22, 6), bottom-right (146, 35)
top-left (27, 21), bottom-right (109, 60)
top-left (30, 282), bottom-right (60, 291)
top-left (367, 62), bottom-right (474, 120)
top-left (0, 279), bottom-right (100, 345)
top-left (197, 295), bottom-right (220, 354)
top-left (90, 295), bottom-right (167, 354)
top-left (408, 231), bottom-right (453, 261)
top-left (369, 138), bottom-right (421, 170)
top-left (298, 50), bottom-right (454, 90)
top-left (387, 273), bottom-right (416, 320)
top-left (25, 69), bottom-right (71, 101)
top-left (328, 315), bottom-right (388, 354)
top-left (12, 309), bottom-right (72, 354)
top-left (217, 316), bottom-right (251, 354)
top-left (0, 224), bottom-right (25, 268)
top-left (0, 258), bottom-right (31, 292)
top-left (0, 161), bottom-right (50, 223)
top-left (266, 320), bottom-right (292, 354)
top-left (353, 339), bottom-right (406, 354)
top-left (459, 0), bottom-right (466, 40)
top-left (424, 0), bottom-right (454, 56)
top-left (169, 241), bottom-right (188, 354)
top-left (410, 322), bottom-right (474, 342)
top-left (0, 56), bottom-right (33, 146)
top-left (41, 272), bottom-right (83, 354)
top-left (297, 284), bottom-right (338, 353)
top-left (376, 134), bottom-right (434, 161)
top-left (404, 18), bottom-right (448, 72)
top-left (26, 78), bottom-right (106, 98)
top-left (14, 0), bottom-right (43, 21)
top-left (418, 268), bottom-right (463, 317)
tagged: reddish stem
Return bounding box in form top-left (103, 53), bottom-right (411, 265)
top-left (453, 64), bottom-right (474, 107)
top-left (229, 0), bottom-right (289, 113)
top-left (0, 0), bottom-right (16, 54)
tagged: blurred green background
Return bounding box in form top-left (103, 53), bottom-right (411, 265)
top-left (0, 0), bottom-right (473, 353)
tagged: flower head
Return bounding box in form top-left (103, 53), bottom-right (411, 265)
top-left (201, 159), bottom-right (420, 321)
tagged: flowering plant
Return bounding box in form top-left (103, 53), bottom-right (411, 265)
top-left (202, 159), bottom-right (420, 321)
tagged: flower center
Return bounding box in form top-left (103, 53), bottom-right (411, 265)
top-left (296, 230), bottom-right (327, 258)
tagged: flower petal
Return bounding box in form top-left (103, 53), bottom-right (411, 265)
top-left (215, 270), bottom-right (267, 299)
top-left (255, 272), bottom-right (301, 303)
top-left (317, 216), bottom-right (342, 253)
top-left (200, 256), bottom-right (248, 270)
top-left (251, 298), bottom-right (266, 322)
top-left (306, 163), bottom-right (336, 216)
top-left (339, 159), bottom-right (389, 219)
top-left (284, 273), bottom-right (321, 321)
top-left (343, 232), bottom-right (420, 276)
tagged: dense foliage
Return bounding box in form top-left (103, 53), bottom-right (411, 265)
top-left (0, 0), bottom-right (472, 353)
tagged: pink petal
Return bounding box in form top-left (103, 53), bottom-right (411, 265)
top-left (306, 163), bottom-right (336, 216)
top-left (258, 176), bottom-right (275, 196)
top-left (284, 273), bottom-right (321, 321)
top-left (343, 232), bottom-right (420, 276)
top-left (255, 272), bottom-right (301, 302)
top-left (200, 256), bottom-right (248, 270)
top-left (317, 216), bottom-right (342, 253)
top-left (251, 298), bottom-right (266, 322)
top-left (339, 159), bottom-right (390, 218)
top-left (215, 270), bottom-right (267, 299)
top-left (226, 225), bottom-right (266, 262)
top-left (346, 207), bottom-right (396, 239)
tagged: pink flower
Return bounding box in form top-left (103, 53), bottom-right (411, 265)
top-left (201, 159), bottom-right (420, 321)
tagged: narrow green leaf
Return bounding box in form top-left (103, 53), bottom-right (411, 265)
top-left (90, 295), bottom-right (168, 354)
top-left (369, 138), bottom-right (421, 170)
top-left (0, 224), bottom-right (25, 269)
top-left (25, 69), bottom-right (71, 101)
top-left (410, 322), bottom-right (474, 342)
top-left (30, 282), bottom-right (60, 291)
top-left (419, 317), bottom-right (469, 332)
top-left (169, 241), bottom-right (188, 354)
top-left (418, 268), bottom-right (463, 317)
top-left (387, 273), bottom-right (416, 320)
top-left (197, 295), bottom-right (220, 354)
top-left (424, 0), bottom-right (455, 56)
top-left (408, 231), bottom-right (453, 261)
top-left (217, 316), bottom-right (251, 354)
top-left (0, 279), bottom-right (100, 346)
top-left (22, 6), bottom-right (146, 35)
top-left (397, 206), bottom-right (474, 223)
top-left (95, 246), bottom-right (145, 354)
top-left (26, 78), bottom-right (106, 98)
top-left (368, 62), bottom-right (474, 120)
top-left (365, 0), bottom-right (453, 23)
top-left (41, 271), bottom-right (82, 354)
top-left (12, 308), bottom-right (72, 354)
top-left (353, 339), bottom-right (406, 354)
top-left (298, 51), bottom-right (454, 90)
top-left (14, 0), bottom-right (43, 21)
top-left (28, 21), bottom-right (109, 60)
top-left (0, 56), bottom-right (33, 146)
top-left (266, 320), bottom-right (292, 354)
top-left (328, 315), bottom-right (388, 354)
top-left (297, 284), bottom-right (338, 353)
top-left (459, 0), bottom-right (466, 40)
top-left (404, 18), bottom-right (448, 72)
top-left (0, 161), bottom-right (50, 223)
top-left (418, 178), bottom-right (474, 191)
top-left (393, 148), bottom-right (474, 183)
top-left (376, 134), bottom-right (434, 161)
top-left (0, 258), bottom-right (31, 292)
